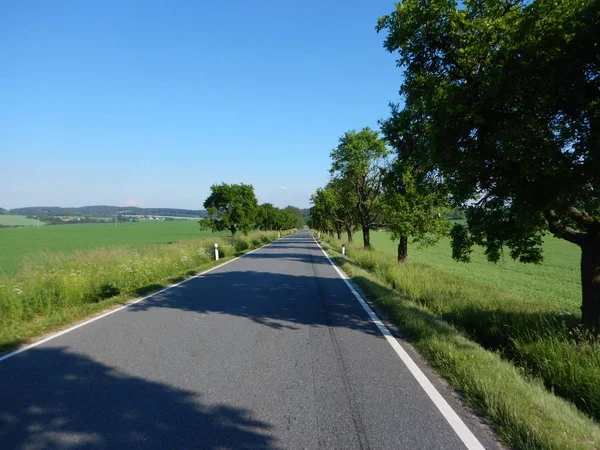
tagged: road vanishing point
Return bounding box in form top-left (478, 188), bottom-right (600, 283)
top-left (0, 230), bottom-right (502, 449)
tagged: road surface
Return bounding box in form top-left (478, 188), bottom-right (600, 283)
top-left (0, 230), bottom-right (501, 449)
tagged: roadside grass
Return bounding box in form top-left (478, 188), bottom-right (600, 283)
top-left (0, 215), bottom-right (43, 227)
top-left (0, 220), bottom-right (231, 275)
top-left (363, 230), bottom-right (581, 312)
top-left (318, 236), bottom-right (600, 449)
top-left (0, 231), bottom-right (285, 352)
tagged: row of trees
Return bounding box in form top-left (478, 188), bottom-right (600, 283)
top-left (311, 0), bottom-right (600, 329)
top-left (199, 183), bottom-right (304, 238)
top-left (308, 128), bottom-right (449, 261)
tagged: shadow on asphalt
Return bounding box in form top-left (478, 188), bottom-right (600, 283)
top-left (128, 266), bottom-right (383, 337)
top-left (0, 347), bottom-right (278, 449)
top-left (121, 236), bottom-right (385, 337)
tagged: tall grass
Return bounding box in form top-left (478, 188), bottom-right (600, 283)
top-left (322, 237), bottom-right (600, 423)
top-left (319, 236), bottom-right (600, 449)
top-left (0, 232), bottom-right (280, 350)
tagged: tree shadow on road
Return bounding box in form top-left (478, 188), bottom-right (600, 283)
top-left (0, 347), bottom-right (278, 450)
top-left (127, 266), bottom-right (383, 338)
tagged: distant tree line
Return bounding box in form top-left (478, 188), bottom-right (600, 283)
top-left (27, 215), bottom-right (138, 225)
top-left (199, 183), bottom-right (305, 238)
top-left (11, 206), bottom-right (209, 218)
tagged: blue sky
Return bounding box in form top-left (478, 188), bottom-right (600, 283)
top-left (0, 0), bottom-right (401, 210)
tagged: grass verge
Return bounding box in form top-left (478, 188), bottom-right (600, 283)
top-left (318, 236), bottom-right (600, 450)
top-left (0, 231), bottom-right (289, 352)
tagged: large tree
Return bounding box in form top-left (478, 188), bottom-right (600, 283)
top-left (377, 0), bottom-right (600, 327)
top-left (199, 183), bottom-right (258, 238)
top-left (330, 128), bottom-right (390, 248)
top-left (380, 106), bottom-right (450, 261)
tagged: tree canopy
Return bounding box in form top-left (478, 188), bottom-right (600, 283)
top-left (330, 127), bottom-right (390, 248)
top-left (377, 0), bottom-right (600, 327)
top-left (199, 183), bottom-right (258, 238)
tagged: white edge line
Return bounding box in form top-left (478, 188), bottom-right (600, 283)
top-left (0, 235), bottom-right (292, 364)
top-left (311, 233), bottom-right (485, 450)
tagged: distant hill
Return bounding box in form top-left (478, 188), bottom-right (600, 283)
top-left (9, 206), bottom-right (208, 218)
top-left (0, 207), bottom-right (6, 214)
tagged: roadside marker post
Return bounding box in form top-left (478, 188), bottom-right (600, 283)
top-left (215, 243), bottom-right (219, 261)
top-left (278, 231), bottom-right (281, 238)
top-left (342, 243), bottom-right (346, 258)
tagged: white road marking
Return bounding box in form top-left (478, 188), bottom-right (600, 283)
top-left (311, 234), bottom-right (486, 450)
top-left (0, 236), bottom-right (290, 363)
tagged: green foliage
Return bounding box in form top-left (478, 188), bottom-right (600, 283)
top-left (200, 183), bottom-right (259, 237)
top-left (281, 206), bottom-right (305, 229)
top-left (256, 203), bottom-right (279, 231)
top-left (381, 161), bottom-right (450, 259)
top-left (329, 127), bottom-right (389, 247)
top-left (377, 0), bottom-right (600, 326)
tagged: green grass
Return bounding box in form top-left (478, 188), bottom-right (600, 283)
top-left (365, 230), bottom-right (581, 313)
top-left (0, 231), bottom-right (283, 351)
top-left (319, 239), bottom-right (600, 449)
top-left (0, 220), bottom-right (230, 275)
top-left (0, 215), bottom-right (44, 227)
top-left (321, 233), bottom-right (600, 445)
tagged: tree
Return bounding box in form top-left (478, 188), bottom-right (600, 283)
top-left (256, 203), bottom-right (279, 231)
top-left (199, 183), bottom-right (258, 238)
top-left (377, 0), bottom-right (600, 328)
top-left (330, 128), bottom-right (390, 248)
top-left (327, 178), bottom-right (360, 242)
top-left (380, 107), bottom-right (450, 262)
top-left (309, 188), bottom-right (337, 237)
top-left (283, 206), bottom-right (305, 229)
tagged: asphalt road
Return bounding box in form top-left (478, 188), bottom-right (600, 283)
top-left (0, 230), bottom-right (501, 449)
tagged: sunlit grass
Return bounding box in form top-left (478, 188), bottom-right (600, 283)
top-left (0, 231), bottom-right (281, 351)
top-left (0, 220), bottom-right (232, 275)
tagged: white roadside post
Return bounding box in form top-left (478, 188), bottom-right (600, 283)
top-left (278, 231), bottom-right (281, 239)
top-left (214, 243), bottom-right (219, 261)
top-left (342, 243), bottom-right (346, 259)
top-left (318, 231), bottom-right (321, 239)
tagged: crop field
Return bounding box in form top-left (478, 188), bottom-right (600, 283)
top-left (363, 230), bottom-right (581, 313)
top-left (0, 215), bottom-right (43, 227)
top-left (0, 220), bottom-right (229, 275)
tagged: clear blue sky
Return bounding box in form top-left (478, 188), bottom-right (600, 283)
top-left (0, 0), bottom-right (401, 210)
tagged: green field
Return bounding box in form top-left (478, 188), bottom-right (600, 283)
top-left (364, 230), bottom-right (581, 313)
top-left (0, 215), bottom-right (44, 227)
top-left (0, 220), bottom-right (229, 275)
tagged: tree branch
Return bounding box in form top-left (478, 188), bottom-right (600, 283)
top-left (545, 210), bottom-right (588, 245)
top-left (566, 207), bottom-right (599, 232)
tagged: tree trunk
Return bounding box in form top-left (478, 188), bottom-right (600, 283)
top-left (397, 236), bottom-right (408, 262)
top-left (346, 224), bottom-right (354, 243)
top-left (580, 237), bottom-right (600, 331)
top-left (231, 227), bottom-right (237, 239)
top-left (329, 230), bottom-right (334, 238)
top-left (362, 224), bottom-right (371, 249)
top-left (336, 230), bottom-right (342, 240)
